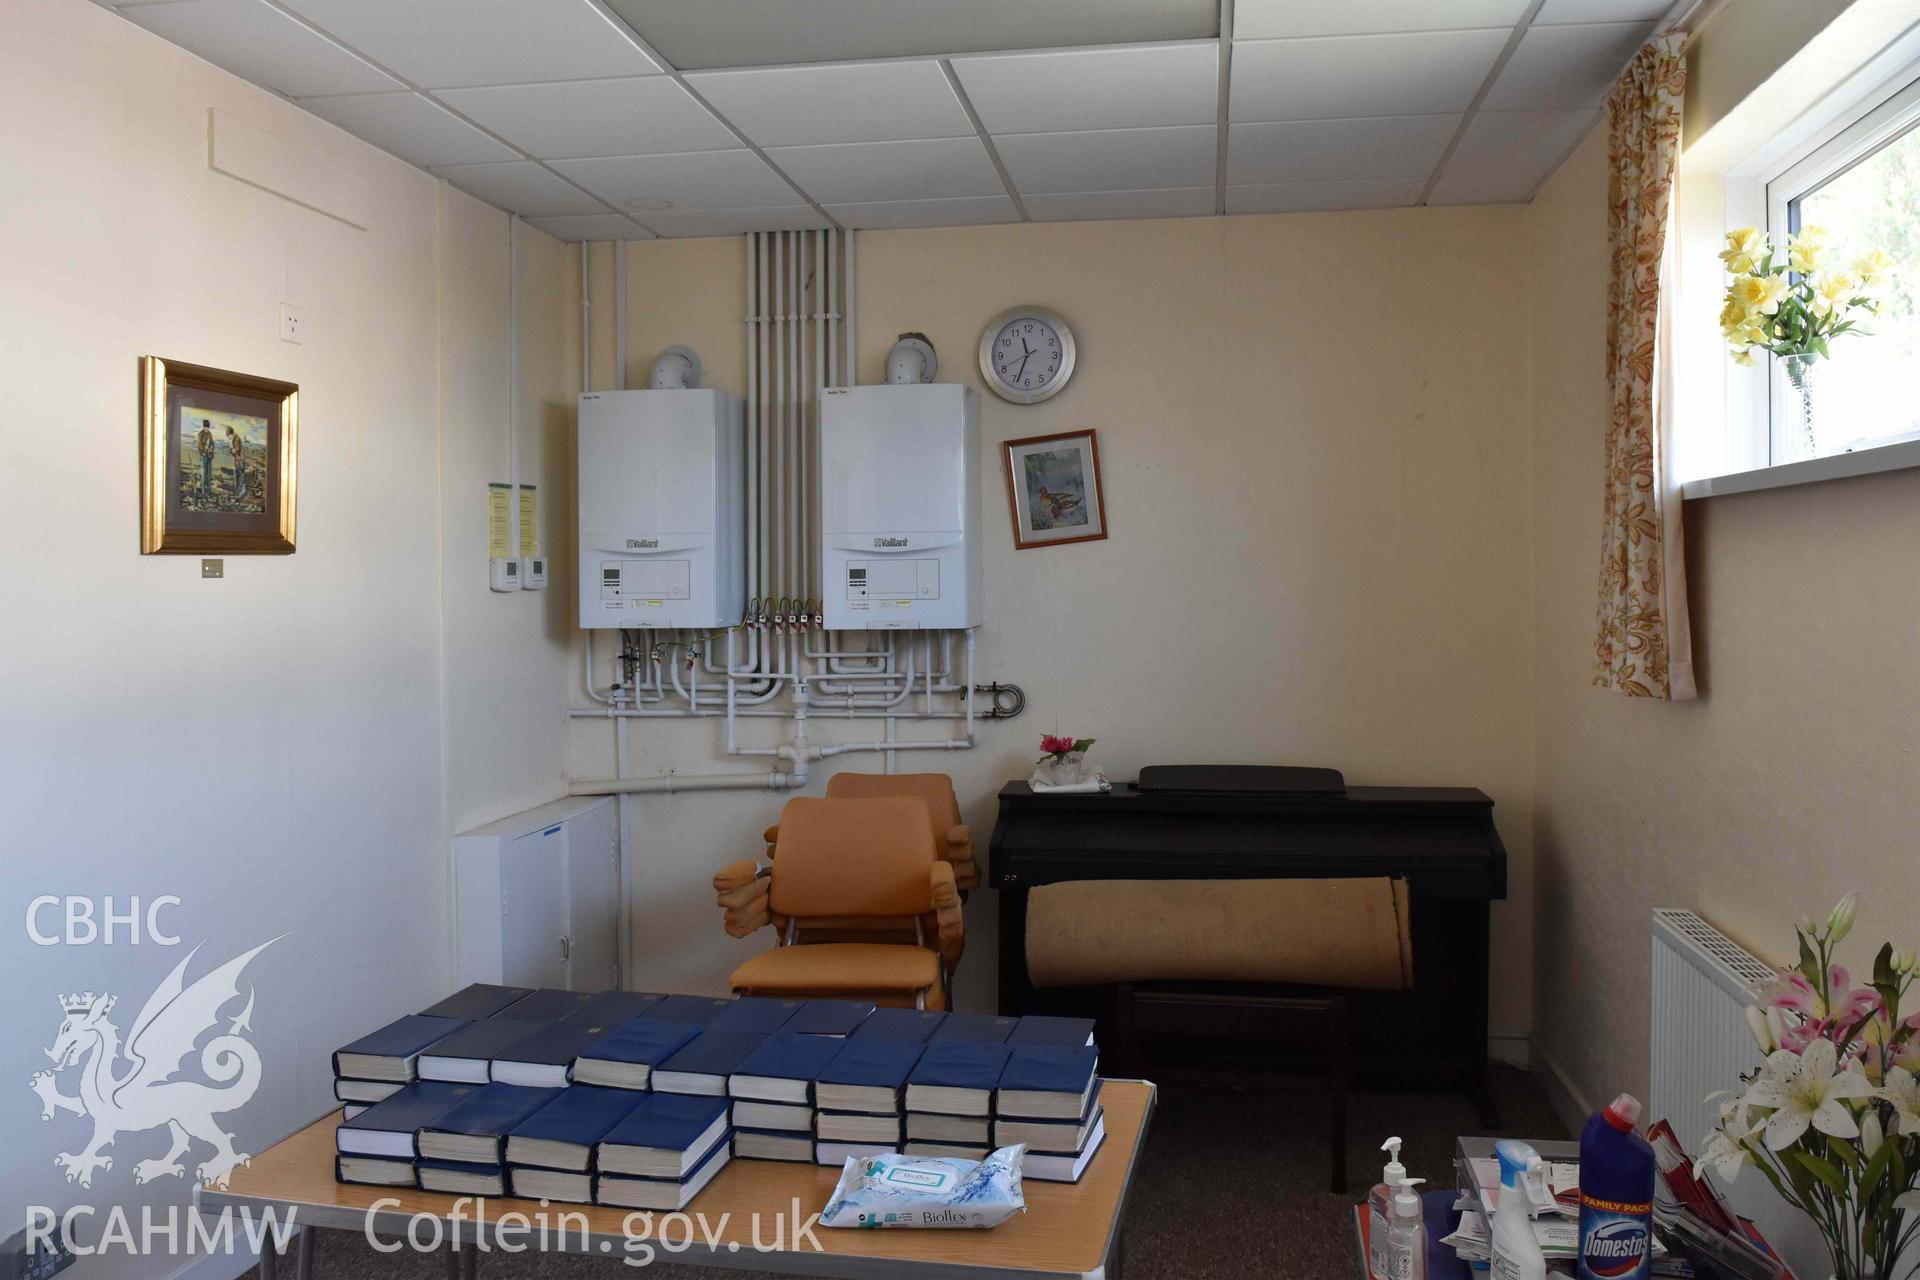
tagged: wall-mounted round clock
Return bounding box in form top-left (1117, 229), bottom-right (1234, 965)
top-left (979, 306), bottom-right (1076, 405)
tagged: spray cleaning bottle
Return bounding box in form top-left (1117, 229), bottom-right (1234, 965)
top-left (1490, 1139), bottom-right (1548, 1280)
top-left (1368, 1137), bottom-right (1408, 1280)
top-left (1386, 1177), bottom-right (1428, 1280)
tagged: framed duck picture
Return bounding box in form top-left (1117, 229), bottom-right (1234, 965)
top-left (1002, 428), bottom-right (1107, 550)
top-left (139, 356), bottom-right (297, 554)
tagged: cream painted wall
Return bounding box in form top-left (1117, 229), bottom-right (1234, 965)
top-left (1684, 0), bottom-right (1855, 147)
top-left (0, 0), bottom-right (571, 1266)
top-left (570, 212), bottom-right (1540, 1037)
top-left (1527, 126), bottom-right (1920, 1111)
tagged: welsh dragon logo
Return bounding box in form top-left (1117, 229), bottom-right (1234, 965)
top-left (28, 938), bottom-right (279, 1190)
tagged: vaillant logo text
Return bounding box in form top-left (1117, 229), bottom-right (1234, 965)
top-left (873, 537), bottom-right (908, 547)
top-left (626, 538), bottom-right (659, 548)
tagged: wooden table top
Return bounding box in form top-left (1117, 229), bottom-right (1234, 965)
top-left (199, 1079), bottom-right (1156, 1280)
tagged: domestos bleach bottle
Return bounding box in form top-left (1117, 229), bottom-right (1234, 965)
top-left (1577, 1093), bottom-right (1656, 1280)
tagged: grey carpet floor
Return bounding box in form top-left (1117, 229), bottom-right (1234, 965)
top-left (253, 1067), bottom-right (1565, 1280)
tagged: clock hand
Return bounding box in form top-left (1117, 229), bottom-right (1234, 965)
top-left (1015, 350), bottom-right (1033, 379)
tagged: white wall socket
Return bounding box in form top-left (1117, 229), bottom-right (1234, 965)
top-left (279, 303), bottom-right (304, 344)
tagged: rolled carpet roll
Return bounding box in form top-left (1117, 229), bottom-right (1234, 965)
top-left (1023, 877), bottom-right (1411, 990)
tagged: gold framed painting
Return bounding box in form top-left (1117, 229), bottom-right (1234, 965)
top-left (139, 357), bottom-right (297, 554)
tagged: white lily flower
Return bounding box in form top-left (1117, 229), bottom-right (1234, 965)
top-left (1747, 1004), bottom-right (1777, 1054)
top-left (1743, 1039), bottom-right (1872, 1149)
top-left (1897, 1190), bottom-right (1920, 1213)
top-left (1695, 1127), bottom-right (1752, 1182)
top-left (1862, 1108), bottom-right (1884, 1157)
top-left (1880, 1065), bottom-right (1920, 1137)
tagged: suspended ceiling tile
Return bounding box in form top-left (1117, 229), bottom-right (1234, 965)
top-left (607, 0), bottom-right (1217, 69)
top-left (950, 43), bottom-right (1218, 135)
top-left (522, 212), bottom-right (657, 241)
top-left (1235, 0), bottom-right (1531, 39)
top-left (1023, 187), bottom-right (1215, 222)
top-left (276, 0), bottom-right (661, 88)
top-left (1227, 114), bottom-right (1460, 184)
top-left (1483, 20), bottom-right (1654, 110)
top-left (550, 149), bottom-right (800, 212)
top-left (821, 195), bottom-right (1020, 230)
top-left (299, 91), bottom-right (518, 167)
top-left (428, 161), bottom-right (607, 216)
top-left (1427, 107), bottom-right (1597, 204)
top-left (436, 78), bottom-right (736, 161)
top-left (769, 136), bottom-right (1004, 205)
top-left (120, 0), bottom-right (402, 98)
top-left (686, 61), bottom-right (972, 147)
top-left (1225, 177), bottom-right (1423, 214)
top-left (995, 125), bottom-right (1216, 194)
top-left (1534, 0), bottom-right (1673, 22)
top-left (641, 206), bottom-right (833, 237)
top-left (1230, 29), bottom-right (1509, 121)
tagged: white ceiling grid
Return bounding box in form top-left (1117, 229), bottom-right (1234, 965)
top-left (104, 0), bottom-right (1682, 238)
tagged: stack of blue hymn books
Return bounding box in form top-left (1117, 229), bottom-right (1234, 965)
top-left (331, 983), bottom-right (535, 1118)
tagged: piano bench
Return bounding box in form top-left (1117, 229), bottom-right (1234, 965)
top-left (1113, 982), bottom-right (1350, 1192)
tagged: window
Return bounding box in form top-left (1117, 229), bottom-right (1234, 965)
top-left (1765, 71), bottom-right (1920, 463)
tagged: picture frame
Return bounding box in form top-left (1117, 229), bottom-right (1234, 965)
top-left (1002, 428), bottom-right (1107, 550)
top-left (139, 356), bottom-right (298, 555)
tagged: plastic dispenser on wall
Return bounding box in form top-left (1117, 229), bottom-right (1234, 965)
top-left (820, 334), bottom-right (981, 631)
top-left (577, 347), bottom-right (744, 630)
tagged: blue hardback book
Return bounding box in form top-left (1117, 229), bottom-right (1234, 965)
top-left (333, 1014), bottom-right (470, 1081)
top-left (707, 997), bottom-right (803, 1034)
top-left (927, 1012), bottom-right (1019, 1044)
top-left (814, 1038), bottom-right (923, 1113)
top-left (596, 1133), bottom-right (732, 1208)
top-left (417, 1018), bottom-right (551, 1083)
top-left (728, 1031), bottom-right (843, 1103)
top-left (849, 1007), bottom-right (947, 1043)
top-left (492, 1021), bottom-right (614, 1088)
top-left (993, 1081), bottom-right (1103, 1152)
top-left (647, 995), bottom-right (737, 1025)
top-left (997, 1048), bottom-right (1100, 1119)
top-left (333, 1153), bottom-right (416, 1187)
top-left (336, 1082), bottom-right (476, 1158)
top-left (786, 999), bottom-right (876, 1037)
top-left (416, 1158), bottom-right (507, 1195)
top-left (653, 1031), bottom-right (767, 1094)
top-left (598, 1094), bottom-right (732, 1179)
top-left (905, 1042), bottom-right (1013, 1115)
top-left (419, 984), bottom-right (534, 1021)
top-left (1007, 1015), bottom-right (1097, 1048)
top-left (571, 1018), bottom-right (702, 1089)
top-left (419, 1084), bottom-right (563, 1164)
top-left (561, 991), bottom-right (666, 1026)
top-left (502, 989), bottom-right (600, 1023)
top-left (505, 1085), bottom-right (646, 1171)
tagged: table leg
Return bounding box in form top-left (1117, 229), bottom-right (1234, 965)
top-left (1107, 1227), bottom-right (1126, 1279)
top-left (294, 1226), bottom-right (314, 1280)
top-left (257, 1238), bottom-right (277, 1280)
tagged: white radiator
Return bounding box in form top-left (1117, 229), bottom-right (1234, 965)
top-left (1649, 907), bottom-right (1822, 1280)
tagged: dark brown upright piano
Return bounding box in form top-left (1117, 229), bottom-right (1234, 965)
top-left (988, 773), bottom-right (1509, 1123)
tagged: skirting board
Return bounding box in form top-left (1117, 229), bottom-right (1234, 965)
top-left (1534, 1045), bottom-right (1594, 1139)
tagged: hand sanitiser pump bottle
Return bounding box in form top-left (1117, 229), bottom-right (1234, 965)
top-left (1386, 1178), bottom-right (1428, 1280)
top-left (1368, 1137), bottom-right (1408, 1279)
top-left (1490, 1139), bottom-right (1548, 1280)
top-left (1577, 1094), bottom-right (1655, 1280)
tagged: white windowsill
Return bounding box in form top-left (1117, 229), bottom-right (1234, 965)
top-left (1681, 437), bottom-right (1920, 500)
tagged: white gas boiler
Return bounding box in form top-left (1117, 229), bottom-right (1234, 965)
top-left (820, 383), bottom-right (981, 630)
top-left (577, 388), bottom-right (744, 630)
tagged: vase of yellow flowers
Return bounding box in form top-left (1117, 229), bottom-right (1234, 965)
top-left (1720, 225), bottom-right (1893, 460)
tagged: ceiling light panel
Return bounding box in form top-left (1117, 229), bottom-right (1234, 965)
top-left (1230, 29), bottom-right (1510, 121)
top-left (1227, 115), bottom-right (1461, 184)
top-left (435, 78), bottom-right (736, 160)
top-left (1235, 0), bottom-right (1531, 39)
top-left (768, 136), bottom-right (1005, 205)
top-left (1226, 177), bottom-right (1423, 214)
top-left (686, 62), bottom-right (974, 147)
top-left (995, 125), bottom-right (1216, 194)
top-left (298, 91), bottom-right (518, 167)
top-left (1482, 21), bottom-right (1655, 110)
top-left (950, 43), bottom-right (1218, 135)
top-left (427, 161), bottom-right (608, 216)
top-left (549, 149), bottom-right (800, 212)
top-left (276, 0), bottom-right (661, 88)
top-left (122, 0), bottom-right (401, 98)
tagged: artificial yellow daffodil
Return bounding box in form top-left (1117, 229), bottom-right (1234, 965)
top-left (1720, 226), bottom-right (1768, 274)
top-left (1788, 225), bottom-right (1833, 274)
top-left (1730, 272), bottom-right (1788, 315)
top-left (1811, 270), bottom-right (1856, 318)
top-left (1853, 248), bottom-right (1894, 289)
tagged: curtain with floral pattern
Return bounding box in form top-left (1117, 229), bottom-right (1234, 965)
top-left (1596, 33), bottom-right (1696, 700)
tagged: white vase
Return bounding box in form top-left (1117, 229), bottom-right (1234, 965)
top-left (1032, 752), bottom-right (1086, 787)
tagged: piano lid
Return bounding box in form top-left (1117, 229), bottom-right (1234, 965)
top-left (1132, 765), bottom-right (1347, 796)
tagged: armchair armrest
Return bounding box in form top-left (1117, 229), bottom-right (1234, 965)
top-left (714, 859), bottom-right (773, 938)
top-left (761, 824), bottom-right (781, 853)
top-left (930, 861), bottom-right (965, 968)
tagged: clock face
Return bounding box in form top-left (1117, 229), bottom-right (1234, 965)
top-left (980, 307), bottom-right (1075, 404)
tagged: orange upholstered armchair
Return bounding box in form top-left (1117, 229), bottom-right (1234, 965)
top-left (759, 773), bottom-right (978, 891)
top-left (715, 796), bottom-right (965, 1010)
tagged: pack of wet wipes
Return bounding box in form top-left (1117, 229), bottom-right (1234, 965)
top-left (819, 1145), bottom-right (1028, 1229)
